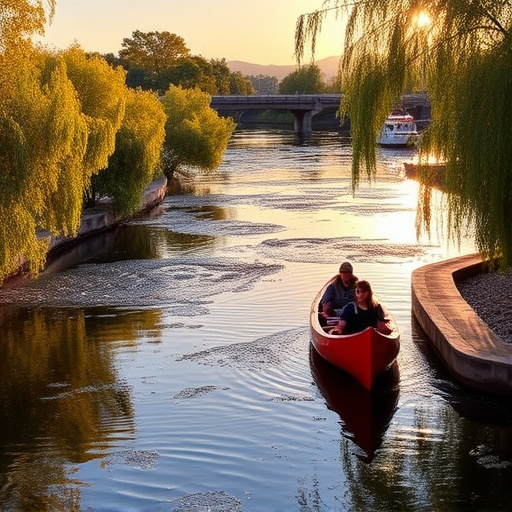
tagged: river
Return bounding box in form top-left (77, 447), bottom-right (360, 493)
top-left (1, 129), bottom-right (512, 511)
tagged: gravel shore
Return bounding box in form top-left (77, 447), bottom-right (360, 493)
top-left (457, 268), bottom-right (512, 344)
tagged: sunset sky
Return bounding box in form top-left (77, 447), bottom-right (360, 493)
top-left (38, 0), bottom-right (345, 65)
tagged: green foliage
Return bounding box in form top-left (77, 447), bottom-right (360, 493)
top-left (230, 71), bottom-right (256, 95)
top-left (209, 58), bottom-right (255, 95)
top-left (278, 64), bottom-right (327, 94)
top-left (162, 56), bottom-right (217, 94)
top-left (0, 0), bottom-right (55, 47)
top-left (60, 46), bottom-right (127, 178)
top-left (125, 66), bottom-right (152, 90)
top-left (117, 31), bottom-right (253, 95)
top-left (118, 30), bottom-right (192, 92)
top-left (119, 30), bottom-right (190, 78)
top-left (0, 45), bottom-right (88, 281)
top-left (35, 57), bottom-right (89, 235)
top-left (297, 1), bottom-right (512, 267)
top-left (0, 10), bottom-right (174, 283)
top-left (210, 58), bottom-right (232, 95)
top-left (93, 88), bottom-right (166, 215)
top-left (0, 34), bottom-right (148, 281)
top-left (160, 85), bottom-right (236, 175)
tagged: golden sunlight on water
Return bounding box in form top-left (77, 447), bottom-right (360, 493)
top-left (1, 130), bottom-right (509, 512)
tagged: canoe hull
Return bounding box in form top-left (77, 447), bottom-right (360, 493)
top-left (310, 277), bottom-right (400, 390)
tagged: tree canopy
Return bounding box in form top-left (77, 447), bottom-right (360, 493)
top-left (0, 42), bottom-right (89, 280)
top-left (0, 0), bottom-right (55, 48)
top-left (161, 55), bottom-right (218, 93)
top-left (296, 0), bottom-right (512, 267)
top-left (230, 70), bottom-right (257, 95)
top-left (92, 88), bottom-right (166, 215)
top-left (160, 85), bottom-right (236, 176)
top-left (60, 46), bottom-right (127, 179)
top-left (279, 63), bottom-right (327, 94)
top-left (0, 6), bottom-right (168, 282)
top-left (116, 31), bottom-right (254, 95)
top-left (119, 30), bottom-right (190, 78)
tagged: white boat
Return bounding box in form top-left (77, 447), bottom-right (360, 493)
top-left (377, 112), bottom-right (419, 147)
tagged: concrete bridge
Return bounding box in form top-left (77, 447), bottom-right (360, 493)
top-left (211, 94), bottom-right (341, 136)
top-left (210, 93), bottom-right (430, 136)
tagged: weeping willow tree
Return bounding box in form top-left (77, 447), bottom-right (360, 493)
top-left (296, 1), bottom-right (512, 268)
top-left (59, 46), bottom-right (127, 187)
top-left (0, 2), bottom-right (57, 280)
top-left (160, 85), bottom-right (236, 176)
top-left (0, 1), bottom-right (132, 283)
top-left (0, 0), bottom-right (55, 49)
top-left (93, 88), bottom-right (166, 214)
top-left (0, 44), bottom-right (89, 282)
top-left (0, 43), bottom-right (130, 282)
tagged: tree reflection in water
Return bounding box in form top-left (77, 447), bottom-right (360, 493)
top-left (0, 305), bottom-right (160, 510)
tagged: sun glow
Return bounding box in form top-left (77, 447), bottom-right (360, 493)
top-left (413, 10), bottom-right (432, 28)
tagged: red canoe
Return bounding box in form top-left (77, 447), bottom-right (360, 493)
top-left (309, 276), bottom-right (400, 390)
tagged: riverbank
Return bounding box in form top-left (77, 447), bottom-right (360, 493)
top-left (48, 175), bottom-right (167, 251)
top-left (412, 254), bottom-right (512, 395)
top-left (3, 176), bottom-right (167, 287)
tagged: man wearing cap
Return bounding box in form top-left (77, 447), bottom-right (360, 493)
top-left (320, 262), bottom-right (358, 318)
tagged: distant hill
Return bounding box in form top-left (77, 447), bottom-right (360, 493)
top-left (227, 56), bottom-right (339, 81)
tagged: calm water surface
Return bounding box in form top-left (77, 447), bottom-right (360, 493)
top-left (1, 130), bottom-right (512, 512)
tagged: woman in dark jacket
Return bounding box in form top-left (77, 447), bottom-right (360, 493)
top-left (329, 280), bottom-right (392, 335)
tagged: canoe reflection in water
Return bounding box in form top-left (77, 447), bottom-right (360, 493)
top-left (309, 345), bottom-right (400, 463)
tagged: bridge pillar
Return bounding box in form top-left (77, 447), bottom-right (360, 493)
top-left (291, 110), bottom-right (314, 136)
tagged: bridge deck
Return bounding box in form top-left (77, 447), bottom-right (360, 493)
top-left (210, 93), bottom-right (430, 135)
top-left (211, 93), bottom-right (429, 111)
top-left (211, 94), bottom-right (341, 111)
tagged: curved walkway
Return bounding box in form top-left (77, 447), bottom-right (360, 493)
top-left (411, 253), bottom-right (512, 395)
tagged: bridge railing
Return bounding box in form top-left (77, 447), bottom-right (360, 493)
top-left (210, 93), bottom-right (428, 110)
top-left (211, 94), bottom-right (342, 107)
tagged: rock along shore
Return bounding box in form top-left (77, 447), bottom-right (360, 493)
top-left (457, 266), bottom-right (512, 344)
top-left (411, 254), bottom-right (512, 395)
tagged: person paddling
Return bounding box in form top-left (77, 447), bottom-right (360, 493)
top-left (320, 261), bottom-right (358, 318)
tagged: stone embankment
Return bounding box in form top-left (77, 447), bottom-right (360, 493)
top-left (5, 176), bottom-right (167, 285)
top-left (47, 176), bottom-right (167, 252)
top-left (411, 253), bottom-right (512, 395)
